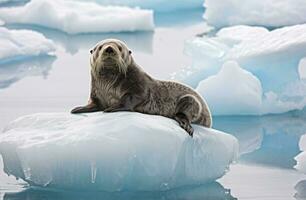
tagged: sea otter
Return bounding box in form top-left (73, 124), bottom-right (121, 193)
top-left (71, 39), bottom-right (212, 136)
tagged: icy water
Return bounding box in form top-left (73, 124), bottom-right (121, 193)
top-left (0, 8), bottom-right (306, 200)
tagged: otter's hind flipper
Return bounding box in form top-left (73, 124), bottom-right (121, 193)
top-left (174, 113), bottom-right (194, 137)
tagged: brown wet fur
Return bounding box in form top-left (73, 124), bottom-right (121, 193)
top-left (71, 39), bottom-right (212, 136)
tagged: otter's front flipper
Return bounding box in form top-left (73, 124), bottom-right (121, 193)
top-left (174, 113), bottom-right (194, 137)
top-left (71, 102), bottom-right (100, 114)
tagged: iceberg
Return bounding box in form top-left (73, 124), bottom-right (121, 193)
top-left (0, 27), bottom-right (55, 64)
top-left (76, 0), bottom-right (203, 12)
top-left (0, 0), bottom-right (154, 34)
top-left (0, 112), bottom-right (238, 191)
top-left (295, 134), bottom-right (306, 173)
top-left (173, 24), bottom-right (306, 115)
top-left (196, 61), bottom-right (262, 115)
top-left (204, 0), bottom-right (306, 28)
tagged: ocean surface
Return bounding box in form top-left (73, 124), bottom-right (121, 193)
top-left (0, 8), bottom-right (305, 200)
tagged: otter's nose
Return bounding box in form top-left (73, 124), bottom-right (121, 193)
top-left (105, 46), bottom-right (114, 54)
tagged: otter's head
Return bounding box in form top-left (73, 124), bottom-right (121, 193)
top-left (90, 39), bottom-right (133, 76)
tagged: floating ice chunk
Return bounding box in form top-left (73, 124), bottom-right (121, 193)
top-left (295, 134), bottom-right (306, 173)
top-left (0, 112), bottom-right (238, 191)
top-left (196, 61), bottom-right (262, 115)
top-left (174, 24), bottom-right (306, 115)
top-left (225, 25), bottom-right (306, 65)
top-left (0, 0), bottom-right (154, 34)
top-left (204, 0), bottom-right (306, 28)
top-left (0, 27), bottom-right (55, 64)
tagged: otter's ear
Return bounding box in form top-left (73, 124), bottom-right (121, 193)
top-left (129, 50), bottom-right (132, 55)
top-left (90, 49), bottom-right (93, 54)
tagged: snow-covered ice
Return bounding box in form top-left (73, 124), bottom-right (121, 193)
top-left (173, 24), bottom-right (306, 115)
top-left (77, 0), bottom-right (203, 12)
top-left (0, 27), bottom-right (55, 64)
top-left (204, 0), bottom-right (306, 28)
top-left (295, 134), bottom-right (306, 173)
top-left (0, 112), bottom-right (238, 191)
top-left (196, 61), bottom-right (262, 115)
top-left (0, 0), bottom-right (154, 34)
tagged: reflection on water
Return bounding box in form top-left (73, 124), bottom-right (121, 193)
top-left (0, 56), bottom-right (56, 89)
top-left (3, 182), bottom-right (236, 200)
top-left (0, 1), bottom-right (28, 7)
top-left (5, 25), bottom-right (153, 55)
top-left (154, 8), bottom-right (205, 27)
top-left (214, 110), bottom-right (306, 168)
top-left (295, 180), bottom-right (306, 200)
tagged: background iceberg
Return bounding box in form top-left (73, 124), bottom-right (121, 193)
top-left (196, 61), bottom-right (263, 115)
top-left (0, 27), bottom-right (55, 64)
top-left (0, 112), bottom-right (238, 191)
top-left (204, 0), bottom-right (306, 28)
top-left (0, 0), bottom-right (154, 34)
top-left (173, 24), bottom-right (306, 115)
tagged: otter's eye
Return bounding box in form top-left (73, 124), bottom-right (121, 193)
top-left (118, 46), bottom-right (122, 52)
top-left (99, 46), bottom-right (102, 51)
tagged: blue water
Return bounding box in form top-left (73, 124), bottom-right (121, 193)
top-left (0, 8), bottom-right (305, 200)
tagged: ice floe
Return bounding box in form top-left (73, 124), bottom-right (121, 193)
top-left (0, 27), bottom-right (55, 64)
top-left (196, 61), bottom-right (262, 115)
top-left (173, 24), bottom-right (306, 115)
top-left (0, 112), bottom-right (238, 191)
top-left (204, 0), bottom-right (306, 28)
top-left (0, 0), bottom-right (154, 34)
